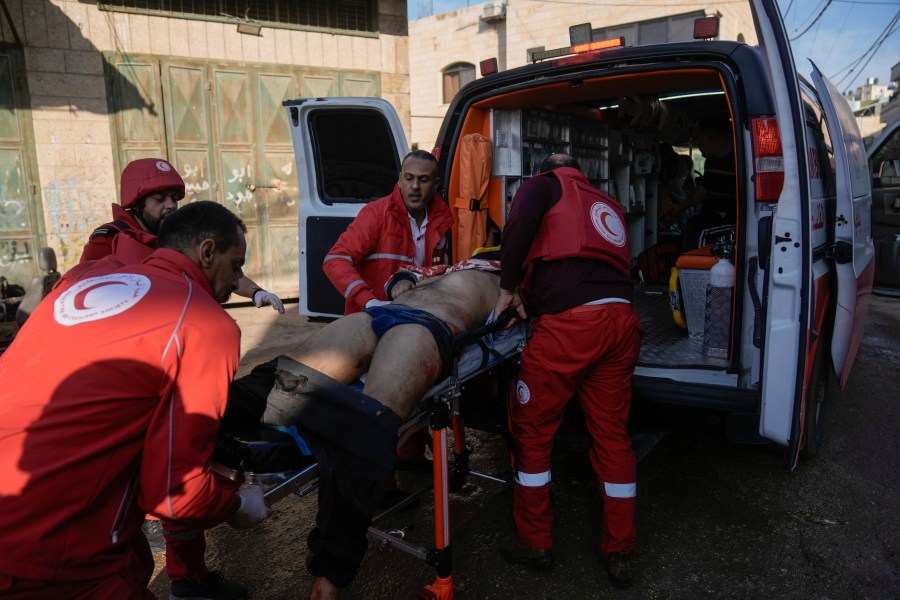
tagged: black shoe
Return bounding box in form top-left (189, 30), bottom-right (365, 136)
top-left (170, 571), bottom-right (248, 600)
top-left (602, 551), bottom-right (634, 589)
top-left (499, 536), bottom-right (554, 570)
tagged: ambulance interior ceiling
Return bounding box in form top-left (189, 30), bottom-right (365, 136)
top-left (471, 69), bottom-right (729, 145)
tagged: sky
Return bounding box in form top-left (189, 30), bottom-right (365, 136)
top-left (408, 0), bottom-right (900, 94)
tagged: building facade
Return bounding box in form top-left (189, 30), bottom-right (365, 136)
top-left (844, 76), bottom-right (897, 140)
top-left (408, 0), bottom-right (756, 151)
top-left (0, 0), bottom-right (408, 299)
top-left (878, 61), bottom-right (900, 133)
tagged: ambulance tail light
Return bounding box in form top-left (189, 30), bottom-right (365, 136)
top-left (751, 117), bottom-right (784, 202)
top-left (431, 146), bottom-right (442, 162)
top-left (693, 16), bottom-right (720, 40)
top-left (480, 58), bottom-right (498, 77)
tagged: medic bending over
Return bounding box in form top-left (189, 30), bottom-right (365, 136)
top-left (0, 202), bottom-right (271, 599)
top-left (78, 159), bottom-right (282, 600)
top-left (493, 153), bottom-right (643, 589)
top-left (222, 257), bottom-right (503, 600)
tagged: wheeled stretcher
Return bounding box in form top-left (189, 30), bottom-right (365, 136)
top-left (211, 314), bottom-right (527, 599)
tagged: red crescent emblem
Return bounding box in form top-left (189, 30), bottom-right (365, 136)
top-left (600, 211), bottom-right (616, 233)
top-left (73, 281), bottom-right (126, 311)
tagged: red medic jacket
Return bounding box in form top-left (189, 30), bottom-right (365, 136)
top-left (523, 167), bottom-right (631, 285)
top-left (323, 185), bottom-right (452, 314)
top-left (0, 248), bottom-right (241, 582)
top-left (79, 204), bottom-right (158, 263)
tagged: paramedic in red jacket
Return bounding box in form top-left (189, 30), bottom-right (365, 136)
top-left (81, 157), bottom-right (285, 314)
top-left (80, 158), bottom-right (280, 600)
top-left (323, 150), bottom-right (453, 314)
top-left (493, 154), bottom-right (644, 589)
top-left (0, 201), bottom-right (271, 599)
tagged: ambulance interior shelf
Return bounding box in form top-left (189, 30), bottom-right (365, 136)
top-left (490, 106), bottom-right (657, 256)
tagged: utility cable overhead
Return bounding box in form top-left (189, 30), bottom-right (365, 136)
top-left (821, 1), bottom-right (856, 69)
top-left (790, 0), bottom-right (833, 40)
top-left (829, 10), bottom-right (899, 87)
top-left (837, 21), bottom-right (898, 89)
top-left (829, 10), bottom-right (898, 77)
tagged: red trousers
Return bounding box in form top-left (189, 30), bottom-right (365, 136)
top-left (162, 476), bottom-right (240, 581)
top-left (510, 302), bottom-right (643, 555)
top-left (163, 523), bottom-right (208, 582)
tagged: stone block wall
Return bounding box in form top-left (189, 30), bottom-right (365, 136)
top-left (1, 0), bottom-right (408, 268)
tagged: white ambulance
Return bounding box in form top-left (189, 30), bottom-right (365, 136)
top-left (286, 0), bottom-right (874, 468)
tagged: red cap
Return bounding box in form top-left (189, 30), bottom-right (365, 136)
top-left (120, 158), bottom-right (186, 208)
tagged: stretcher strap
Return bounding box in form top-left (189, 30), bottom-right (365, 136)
top-left (470, 339), bottom-right (507, 372)
top-left (451, 308), bottom-right (517, 350)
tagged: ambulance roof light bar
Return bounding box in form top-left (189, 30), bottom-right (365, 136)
top-left (531, 36), bottom-right (624, 63)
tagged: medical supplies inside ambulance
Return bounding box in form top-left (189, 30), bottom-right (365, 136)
top-left (704, 244), bottom-right (736, 359)
top-left (668, 238), bottom-right (735, 359)
top-left (670, 246), bottom-right (718, 337)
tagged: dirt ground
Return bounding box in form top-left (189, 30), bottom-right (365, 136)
top-left (150, 296), bottom-right (900, 600)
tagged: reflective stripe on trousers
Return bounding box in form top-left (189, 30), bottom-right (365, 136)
top-left (509, 302), bottom-right (643, 554)
top-left (515, 470), bottom-right (551, 487)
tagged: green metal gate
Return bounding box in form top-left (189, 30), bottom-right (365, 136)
top-left (0, 45), bottom-right (43, 313)
top-left (105, 52), bottom-right (380, 298)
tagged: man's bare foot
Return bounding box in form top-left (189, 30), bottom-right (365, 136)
top-left (310, 576), bottom-right (339, 600)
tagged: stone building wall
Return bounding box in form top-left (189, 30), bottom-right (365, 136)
top-left (1, 0), bottom-right (408, 268)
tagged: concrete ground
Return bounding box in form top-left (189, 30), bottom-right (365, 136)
top-left (150, 296), bottom-right (900, 600)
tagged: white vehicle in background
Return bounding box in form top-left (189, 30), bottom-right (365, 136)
top-left (286, 0), bottom-right (874, 469)
top-left (867, 119), bottom-right (900, 296)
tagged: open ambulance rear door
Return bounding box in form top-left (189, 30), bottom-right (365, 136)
top-left (284, 97), bottom-right (409, 318)
top-left (750, 0), bottom-right (815, 456)
top-left (810, 66), bottom-right (875, 387)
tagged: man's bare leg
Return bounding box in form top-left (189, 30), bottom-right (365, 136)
top-left (310, 576), bottom-right (339, 600)
top-left (285, 312), bottom-right (377, 384)
top-left (363, 270), bottom-right (502, 419)
top-left (362, 324), bottom-right (444, 420)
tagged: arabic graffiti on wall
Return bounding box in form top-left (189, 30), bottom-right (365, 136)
top-left (44, 176), bottom-right (105, 265)
top-left (0, 238), bottom-right (31, 268)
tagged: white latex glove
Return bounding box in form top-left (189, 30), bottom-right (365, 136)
top-left (253, 289), bottom-right (285, 314)
top-left (365, 298), bottom-right (391, 309)
top-left (227, 485), bottom-right (272, 529)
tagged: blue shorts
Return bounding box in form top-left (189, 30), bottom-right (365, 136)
top-left (363, 303), bottom-right (454, 379)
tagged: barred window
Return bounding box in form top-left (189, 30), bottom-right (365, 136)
top-left (594, 11), bottom-right (705, 46)
top-left (99, 1), bottom-right (378, 34)
top-left (442, 62), bottom-right (475, 104)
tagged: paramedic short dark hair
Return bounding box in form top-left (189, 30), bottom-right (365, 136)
top-left (158, 200), bottom-right (247, 253)
top-left (540, 153), bottom-right (581, 173)
top-left (401, 149), bottom-right (439, 170)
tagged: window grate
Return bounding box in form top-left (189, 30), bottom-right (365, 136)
top-left (99, 1), bottom-right (377, 33)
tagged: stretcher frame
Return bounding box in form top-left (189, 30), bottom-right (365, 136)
top-left (212, 315), bottom-right (527, 600)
